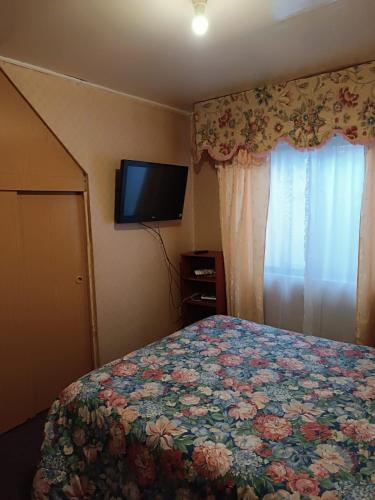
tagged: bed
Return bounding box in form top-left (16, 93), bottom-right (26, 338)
top-left (33, 315), bottom-right (375, 499)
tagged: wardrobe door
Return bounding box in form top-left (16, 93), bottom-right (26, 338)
top-left (18, 192), bottom-right (93, 414)
top-left (0, 192), bottom-right (33, 433)
top-left (0, 191), bottom-right (93, 433)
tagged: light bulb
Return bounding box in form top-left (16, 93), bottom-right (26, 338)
top-left (192, 14), bottom-right (208, 36)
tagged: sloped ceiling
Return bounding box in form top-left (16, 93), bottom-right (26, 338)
top-left (0, 0), bottom-right (374, 110)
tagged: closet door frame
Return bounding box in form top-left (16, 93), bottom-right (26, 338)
top-left (9, 184), bottom-right (99, 369)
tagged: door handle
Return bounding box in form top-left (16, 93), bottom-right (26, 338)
top-left (75, 275), bottom-right (84, 284)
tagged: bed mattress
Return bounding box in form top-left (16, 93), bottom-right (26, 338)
top-left (33, 315), bottom-right (375, 499)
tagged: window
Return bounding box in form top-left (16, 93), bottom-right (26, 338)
top-left (264, 136), bottom-right (365, 342)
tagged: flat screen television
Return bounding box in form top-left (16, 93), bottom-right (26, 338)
top-left (115, 160), bottom-right (188, 223)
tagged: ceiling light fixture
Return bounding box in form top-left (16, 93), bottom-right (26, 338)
top-left (192, 0), bottom-right (209, 36)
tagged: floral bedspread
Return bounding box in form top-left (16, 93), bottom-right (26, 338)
top-left (33, 315), bottom-right (375, 499)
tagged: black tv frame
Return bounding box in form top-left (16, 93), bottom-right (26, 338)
top-left (115, 159), bottom-right (188, 224)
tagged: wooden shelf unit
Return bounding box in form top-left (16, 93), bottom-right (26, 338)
top-left (180, 251), bottom-right (227, 327)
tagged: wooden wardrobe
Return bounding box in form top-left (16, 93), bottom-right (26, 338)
top-left (0, 69), bottom-right (95, 433)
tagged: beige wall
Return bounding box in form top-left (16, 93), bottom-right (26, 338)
top-left (193, 160), bottom-right (222, 251)
top-left (1, 61), bottom-right (194, 365)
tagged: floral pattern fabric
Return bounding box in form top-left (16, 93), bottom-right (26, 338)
top-left (194, 61), bottom-right (375, 162)
top-left (33, 315), bottom-right (375, 499)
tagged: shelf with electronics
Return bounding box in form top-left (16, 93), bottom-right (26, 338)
top-left (180, 251), bottom-right (227, 327)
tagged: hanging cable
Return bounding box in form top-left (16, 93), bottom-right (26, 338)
top-left (140, 223), bottom-right (182, 322)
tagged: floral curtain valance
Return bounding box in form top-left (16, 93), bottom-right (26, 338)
top-left (194, 61), bottom-right (375, 162)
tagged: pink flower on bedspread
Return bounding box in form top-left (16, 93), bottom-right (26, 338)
top-left (251, 369), bottom-right (278, 385)
top-left (277, 358), bottom-right (305, 370)
top-left (190, 406), bottom-right (208, 416)
top-left (255, 442), bottom-right (273, 458)
top-left (192, 441), bottom-right (233, 479)
top-left (254, 414), bottom-right (292, 441)
top-left (266, 461), bottom-right (291, 483)
top-left (344, 348), bottom-right (364, 358)
top-left (309, 461), bottom-right (331, 478)
top-left (353, 384), bottom-right (375, 400)
top-left (141, 368), bottom-right (164, 380)
top-left (146, 416), bottom-right (185, 450)
top-left (198, 319), bottom-right (217, 328)
top-left (180, 394), bottom-right (200, 405)
top-left (140, 382), bottom-right (164, 397)
top-left (201, 347), bottom-right (222, 356)
top-left (140, 354), bottom-right (168, 366)
top-left (249, 358), bottom-right (270, 368)
top-left (313, 444), bottom-right (352, 474)
top-left (341, 418), bottom-right (375, 442)
top-left (299, 379), bottom-right (319, 389)
top-left (222, 377), bottom-right (238, 388)
top-left (300, 422), bottom-right (332, 441)
top-left (228, 401), bottom-right (257, 420)
top-left (218, 354), bottom-right (243, 366)
top-left (312, 347), bottom-right (338, 357)
top-left (98, 388), bottom-right (114, 401)
top-left (249, 391), bottom-right (269, 409)
top-left (108, 392), bottom-right (128, 408)
top-left (287, 473), bottom-right (320, 496)
top-left (311, 388), bottom-right (334, 398)
top-left (171, 368), bottom-right (199, 383)
top-left (112, 362), bottom-right (138, 377)
top-left (282, 401), bottom-right (322, 421)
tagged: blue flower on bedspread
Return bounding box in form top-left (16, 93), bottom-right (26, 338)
top-left (33, 315), bottom-right (375, 499)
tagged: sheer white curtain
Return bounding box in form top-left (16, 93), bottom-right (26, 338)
top-left (264, 136), bottom-right (365, 342)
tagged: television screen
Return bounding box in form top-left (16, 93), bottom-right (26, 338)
top-left (115, 160), bottom-right (188, 223)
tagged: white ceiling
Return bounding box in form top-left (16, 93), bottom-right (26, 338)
top-left (0, 0), bottom-right (374, 111)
